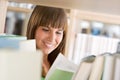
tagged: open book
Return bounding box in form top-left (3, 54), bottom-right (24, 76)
top-left (45, 53), bottom-right (78, 80)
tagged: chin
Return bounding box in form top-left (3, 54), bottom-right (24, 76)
top-left (41, 46), bottom-right (56, 54)
top-left (43, 50), bottom-right (53, 55)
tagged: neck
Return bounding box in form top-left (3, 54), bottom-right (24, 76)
top-left (43, 53), bottom-right (48, 62)
top-left (42, 53), bottom-right (50, 77)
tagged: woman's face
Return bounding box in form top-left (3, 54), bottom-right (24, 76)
top-left (35, 26), bottom-right (63, 55)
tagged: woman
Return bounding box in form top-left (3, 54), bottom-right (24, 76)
top-left (26, 5), bottom-right (68, 77)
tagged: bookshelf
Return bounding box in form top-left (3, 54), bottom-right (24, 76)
top-left (6, 3), bottom-right (34, 35)
top-left (1, 0), bottom-right (120, 57)
top-left (67, 10), bottom-right (120, 58)
top-left (6, 5), bottom-right (70, 36)
top-left (1, 1), bottom-right (120, 80)
top-left (0, 0), bottom-right (8, 33)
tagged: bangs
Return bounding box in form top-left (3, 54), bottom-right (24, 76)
top-left (37, 7), bottom-right (67, 30)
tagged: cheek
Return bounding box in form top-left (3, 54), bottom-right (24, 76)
top-left (57, 35), bottom-right (63, 44)
top-left (35, 29), bottom-right (45, 41)
top-left (35, 33), bottom-right (41, 48)
top-left (35, 30), bottom-right (44, 48)
top-left (35, 32), bottom-right (41, 41)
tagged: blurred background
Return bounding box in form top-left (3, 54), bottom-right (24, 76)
top-left (5, 2), bottom-right (120, 39)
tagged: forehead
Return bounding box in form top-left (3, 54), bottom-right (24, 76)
top-left (37, 14), bottom-right (65, 30)
top-left (42, 26), bottom-right (63, 30)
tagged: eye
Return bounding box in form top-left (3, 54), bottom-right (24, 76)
top-left (56, 31), bottom-right (63, 35)
top-left (42, 27), bottom-right (49, 32)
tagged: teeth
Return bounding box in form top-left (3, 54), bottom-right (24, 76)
top-left (45, 43), bottom-right (53, 47)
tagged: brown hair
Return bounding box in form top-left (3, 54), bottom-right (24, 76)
top-left (27, 5), bottom-right (68, 65)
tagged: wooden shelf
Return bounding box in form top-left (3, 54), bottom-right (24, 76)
top-left (73, 10), bottom-right (120, 25)
top-left (7, 6), bottom-right (33, 13)
top-left (7, 0), bottom-right (120, 25)
top-left (0, 0), bottom-right (8, 33)
top-left (8, 0), bottom-right (120, 16)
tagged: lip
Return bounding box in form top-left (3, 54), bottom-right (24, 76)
top-left (44, 42), bottom-right (53, 48)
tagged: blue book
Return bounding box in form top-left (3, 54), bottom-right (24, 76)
top-left (0, 34), bottom-right (26, 49)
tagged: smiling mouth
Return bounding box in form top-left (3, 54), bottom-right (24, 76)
top-left (44, 42), bottom-right (53, 48)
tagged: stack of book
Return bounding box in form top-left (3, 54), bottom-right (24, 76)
top-left (0, 33), bottom-right (43, 80)
top-left (73, 52), bottom-right (120, 80)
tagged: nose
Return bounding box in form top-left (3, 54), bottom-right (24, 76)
top-left (48, 32), bottom-right (56, 42)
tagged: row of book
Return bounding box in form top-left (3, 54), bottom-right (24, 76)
top-left (5, 11), bottom-right (25, 35)
top-left (74, 52), bottom-right (120, 80)
top-left (45, 52), bottom-right (120, 80)
top-left (69, 33), bottom-right (120, 64)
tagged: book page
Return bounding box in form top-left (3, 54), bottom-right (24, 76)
top-left (45, 53), bottom-right (78, 80)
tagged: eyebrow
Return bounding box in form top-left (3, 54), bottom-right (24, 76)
top-left (47, 26), bottom-right (63, 31)
top-left (58, 29), bottom-right (63, 31)
top-left (40, 25), bottom-right (63, 32)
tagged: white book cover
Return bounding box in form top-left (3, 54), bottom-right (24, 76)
top-left (0, 49), bottom-right (42, 80)
top-left (111, 38), bottom-right (120, 53)
top-left (99, 37), bottom-right (108, 54)
top-left (114, 54), bottom-right (120, 80)
top-left (102, 55), bottom-right (115, 80)
top-left (72, 33), bottom-right (83, 64)
top-left (19, 39), bottom-right (36, 51)
top-left (74, 55), bottom-right (95, 80)
top-left (90, 35), bottom-right (101, 55)
top-left (89, 55), bottom-right (105, 80)
top-left (106, 38), bottom-right (114, 53)
top-left (79, 34), bottom-right (88, 62)
top-left (85, 34), bottom-right (93, 56)
top-left (116, 42), bottom-right (120, 53)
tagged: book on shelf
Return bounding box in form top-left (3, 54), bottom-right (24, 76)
top-left (73, 55), bottom-right (96, 80)
top-left (89, 55), bottom-right (105, 80)
top-left (72, 33), bottom-right (88, 64)
top-left (116, 42), bottom-right (120, 53)
top-left (102, 54), bottom-right (115, 80)
top-left (113, 53), bottom-right (120, 80)
top-left (0, 49), bottom-right (43, 80)
top-left (0, 33), bottom-right (37, 52)
top-left (72, 33), bottom-right (120, 65)
top-left (0, 33), bottom-right (26, 49)
top-left (0, 33), bottom-right (26, 39)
